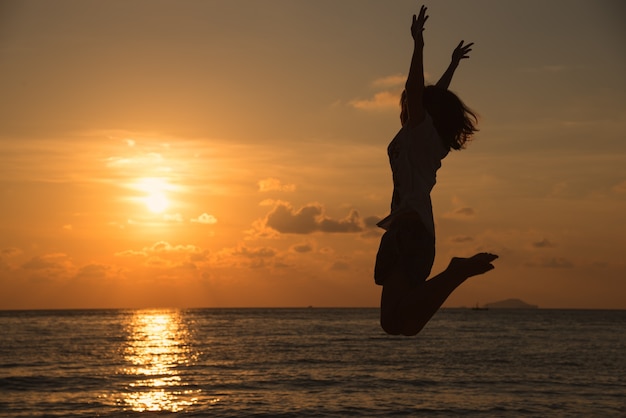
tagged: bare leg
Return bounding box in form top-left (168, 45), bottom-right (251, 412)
top-left (380, 253), bottom-right (498, 336)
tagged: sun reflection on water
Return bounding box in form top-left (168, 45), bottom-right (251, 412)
top-left (119, 309), bottom-right (200, 412)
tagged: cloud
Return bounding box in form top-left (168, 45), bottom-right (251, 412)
top-left (0, 247), bottom-right (22, 270)
top-left (117, 240), bottom-right (285, 272)
top-left (291, 242), bottom-right (313, 253)
top-left (263, 202), bottom-right (364, 234)
top-left (613, 180), bottom-right (626, 194)
top-left (74, 264), bottom-right (117, 281)
top-left (525, 257), bottom-right (574, 269)
top-left (116, 241), bottom-right (209, 269)
top-left (450, 235), bottom-right (474, 243)
top-left (350, 91), bottom-right (400, 111)
top-left (363, 216), bottom-right (381, 228)
top-left (217, 244), bottom-right (282, 269)
top-left (20, 253), bottom-right (76, 281)
top-left (267, 203), bottom-right (321, 234)
top-left (329, 261), bottom-right (350, 271)
top-left (348, 73), bottom-right (413, 111)
top-left (1, 247), bottom-right (22, 258)
top-left (455, 207), bottom-right (475, 216)
top-left (318, 210), bottom-right (363, 233)
top-left (147, 241), bottom-right (204, 254)
top-left (443, 207), bottom-right (476, 219)
top-left (372, 74), bottom-right (405, 88)
top-left (360, 216), bottom-right (384, 239)
top-left (163, 213), bottom-right (184, 223)
top-left (115, 249), bottom-right (145, 257)
top-left (532, 238), bottom-right (556, 248)
top-left (232, 246), bottom-right (277, 259)
top-left (258, 178), bottom-right (296, 192)
top-left (191, 213), bottom-right (218, 224)
top-left (22, 253), bottom-right (73, 271)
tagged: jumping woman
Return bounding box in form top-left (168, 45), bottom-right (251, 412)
top-left (375, 4), bottom-right (498, 336)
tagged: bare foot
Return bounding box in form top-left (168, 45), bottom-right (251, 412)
top-left (447, 253), bottom-right (498, 278)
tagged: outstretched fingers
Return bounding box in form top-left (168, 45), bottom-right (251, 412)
top-left (418, 5), bottom-right (429, 25)
top-left (452, 40), bottom-right (474, 62)
top-left (411, 5), bottom-right (429, 39)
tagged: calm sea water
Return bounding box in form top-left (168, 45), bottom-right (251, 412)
top-left (0, 308), bottom-right (624, 417)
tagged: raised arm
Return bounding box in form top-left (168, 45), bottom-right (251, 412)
top-left (436, 40), bottom-right (473, 90)
top-left (404, 5), bottom-right (428, 126)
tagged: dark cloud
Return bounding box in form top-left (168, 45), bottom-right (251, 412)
top-left (233, 246), bottom-right (277, 259)
top-left (265, 202), bottom-right (364, 234)
top-left (74, 264), bottom-right (113, 280)
top-left (532, 238), bottom-right (556, 248)
top-left (526, 257), bottom-right (574, 269)
top-left (363, 216), bottom-right (381, 228)
top-left (450, 235), bottom-right (474, 243)
top-left (455, 207), bottom-right (475, 216)
top-left (22, 254), bottom-right (70, 270)
top-left (443, 207), bottom-right (476, 220)
top-left (318, 210), bottom-right (362, 233)
top-left (330, 261), bottom-right (350, 271)
top-left (292, 243), bottom-right (313, 253)
top-left (1, 247), bottom-right (21, 258)
top-left (266, 203), bottom-right (320, 234)
top-left (542, 257), bottom-right (573, 268)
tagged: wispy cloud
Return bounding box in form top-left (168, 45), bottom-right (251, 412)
top-left (525, 257), bottom-right (574, 269)
top-left (75, 264), bottom-right (118, 281)
top-left (116, 241), bottom-right (209, 270)
top-left (371, 74), bottom-right (405, 88)
top-left (215, 244), bottom-right (284, 270)
top-left (258, 177), bottom-right (296, 192)
top-left (163, 213), bottom-right (184, 223)
top-left (350, 91), bottom-right (400, 111)
top-left (532, 238), bottom-right (556, 248)
top-left (1, 248), bottom-right (22, 258)
top-left (613, 180), bottom-right (626, 194)
top-left (443, 207), bottom-right (476, 220)
top-left (22, 253), bottom-right (73, 271)
top-left (450, 235), bottom-right (474, 243)
top-left (191, 213), bottom-right (218, 224)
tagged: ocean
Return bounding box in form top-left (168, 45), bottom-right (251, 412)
top-left (0, 308), bottom-right (624, 417)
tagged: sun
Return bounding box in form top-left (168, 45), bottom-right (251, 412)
top-left (145, 191), bottom-right (169, 213)
top-left (137, 178), bottom-right (171, 214)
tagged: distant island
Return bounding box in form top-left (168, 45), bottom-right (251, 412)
top-left (484, 298), bottom-right (538, 309)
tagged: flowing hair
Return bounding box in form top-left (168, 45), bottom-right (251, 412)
top-left (423, 85), bottom-right (478, 150)
top-left (400, 86), bottom-right (478, 151)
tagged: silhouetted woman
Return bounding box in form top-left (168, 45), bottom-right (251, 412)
top-left (375, 5), bottom-right (497, 336)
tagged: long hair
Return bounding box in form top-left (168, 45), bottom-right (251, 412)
top-left (401, 86), bottom-right (478, 151)
top-left (423, 85), bottom-right (478, 150)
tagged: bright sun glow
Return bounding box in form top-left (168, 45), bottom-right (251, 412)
top-left (145, 192), bottom-right (168, 213)
top-left (137, 178), bottom-right (171, 214)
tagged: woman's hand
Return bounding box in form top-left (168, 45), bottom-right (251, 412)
top-left (436, 41), bottom-right (474, 90)
top-left (451, 40), bottom-right (474, 64)
top-left (411, 5), bottom-right (429, 41)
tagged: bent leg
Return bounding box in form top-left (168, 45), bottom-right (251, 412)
top-left (381, 253), bottom-right (498, 336)
top-left (380, 269), bottom-right (411, 335)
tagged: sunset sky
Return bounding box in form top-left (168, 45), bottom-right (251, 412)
top-left (1, 0), bottom-right (625, 310)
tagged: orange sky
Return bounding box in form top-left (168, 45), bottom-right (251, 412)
top-left (1, 0), bottom-right (625, 309)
